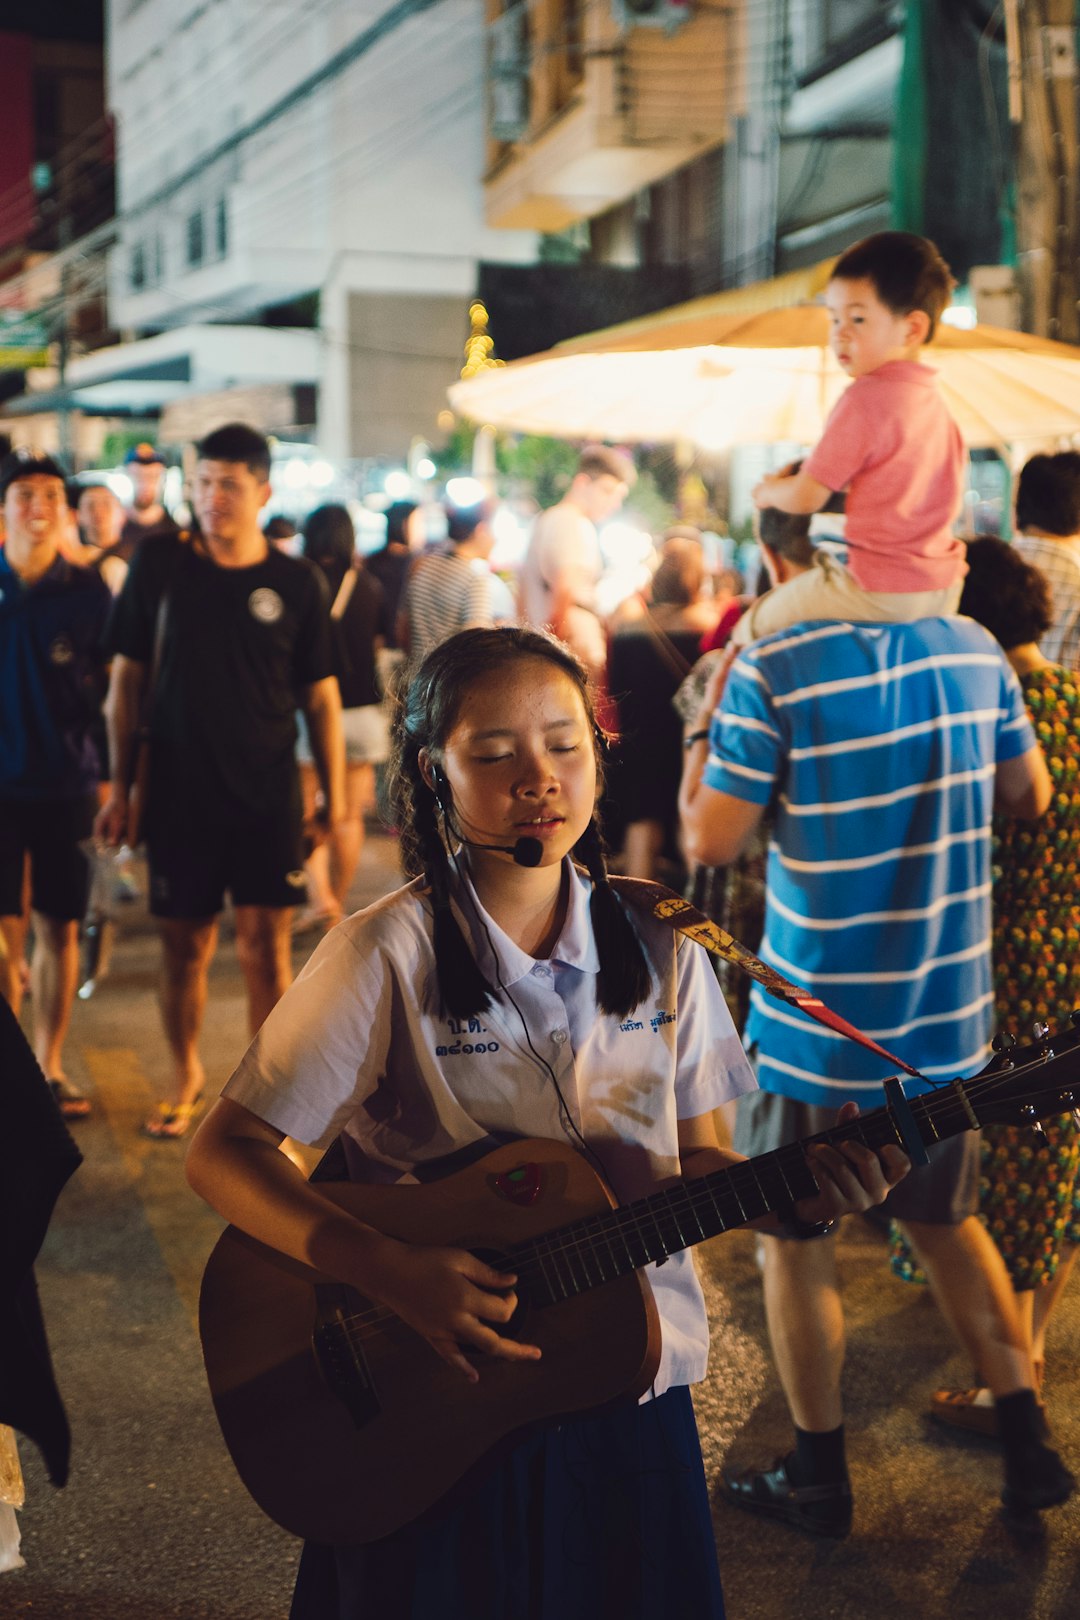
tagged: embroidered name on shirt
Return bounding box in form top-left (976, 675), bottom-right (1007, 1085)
top-left (436, 1016), bottom-right (500, 1057)
top-left (618, 1009), bottom-right (677, 1034)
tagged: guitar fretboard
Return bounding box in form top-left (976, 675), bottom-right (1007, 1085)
top-left (510, 1083), bottom-right (974, 1308)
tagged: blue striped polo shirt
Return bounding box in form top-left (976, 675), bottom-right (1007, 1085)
top-left (703, 617), bottom-right (1035, 1106)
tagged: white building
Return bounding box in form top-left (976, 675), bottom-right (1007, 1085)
top-left (106, 0), bottom-right (537, 459)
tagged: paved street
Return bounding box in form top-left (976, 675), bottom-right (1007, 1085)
top-left (6, 829), bottom-right (1080, 1619)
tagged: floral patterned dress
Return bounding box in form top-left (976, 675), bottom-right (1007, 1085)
top-left (890, 664), bottom-right (1080, 1289)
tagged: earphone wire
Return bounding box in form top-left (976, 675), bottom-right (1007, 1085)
top-left (433, 787), bottom-right (617, 1193)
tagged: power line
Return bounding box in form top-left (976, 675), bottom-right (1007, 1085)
top-left (109, 0), bottom-right (347, 193)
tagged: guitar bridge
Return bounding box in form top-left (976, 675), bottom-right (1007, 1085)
top-left (311, 1286), bottom-right (380, 1429)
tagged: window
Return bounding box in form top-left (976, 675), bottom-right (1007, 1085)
top-left (215, 195), bottom-right (228, 259)
top-left (186, 208), bottom-right (204, 269)
top-left (824, 0), bottom-right (890, 52)
top-left (129, 242), bottom-right (146, 292)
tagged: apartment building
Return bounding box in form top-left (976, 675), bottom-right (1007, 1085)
top-left (105, 0), bottom-right (537, 460)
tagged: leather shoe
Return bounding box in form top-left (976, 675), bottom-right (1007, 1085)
top-left (720, 1453), bottom-right (852, 1539)
top-left (931, 1387), bottom-right (999, 1438)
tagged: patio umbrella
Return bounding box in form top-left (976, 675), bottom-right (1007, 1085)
top-left (449, 300), bottom-right (1080, 452)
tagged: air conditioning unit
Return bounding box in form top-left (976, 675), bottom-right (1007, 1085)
top-left (969, 265), bottom-right (1021, 332)
top-left (613, 0), bottom-right (692, 34)
top-left (488, 4), bottom-right (530, 143)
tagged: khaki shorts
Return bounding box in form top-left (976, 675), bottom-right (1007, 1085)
top-left (731, 549), bottom-right (963, 646)
top-left (733, 1087), bottom-right (980, 1236)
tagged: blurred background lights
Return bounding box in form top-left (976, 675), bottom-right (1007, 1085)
top-left (941, 302), bottom-right (977, 330)
top-left (445, 475), bottom-right (487, 507)
top-left (383, 468), bottom-right (413, 498)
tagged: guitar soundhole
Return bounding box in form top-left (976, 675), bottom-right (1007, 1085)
top-left (471, 1248), bottom-right (528, 1343)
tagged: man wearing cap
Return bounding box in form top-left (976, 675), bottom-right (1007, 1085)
top-left (0, 450), bottom-right (112, 1118)
top-left (120, 442), bottom-right (178, 557)
top-left (97, 422), bottom-right (345, 1139)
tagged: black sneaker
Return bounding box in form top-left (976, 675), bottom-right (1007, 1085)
top-left (720, 1453), bottom-right (852, 1539)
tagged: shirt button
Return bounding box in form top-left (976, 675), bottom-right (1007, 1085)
top-left (552, 1029), bottom-right (567, 1045)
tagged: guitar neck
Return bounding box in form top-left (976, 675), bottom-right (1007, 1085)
top-left (514, 1082), bottom-right (973, 1309)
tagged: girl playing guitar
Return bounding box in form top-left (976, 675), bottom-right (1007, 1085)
top-left (186, 626), bottom-right (906, 1618)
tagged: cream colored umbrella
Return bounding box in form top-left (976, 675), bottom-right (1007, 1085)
top-left (449, 295), bottom-right (1080, 452)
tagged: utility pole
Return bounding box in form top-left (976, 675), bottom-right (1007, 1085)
top-left (1010, 0), bottom-right (1079, 341)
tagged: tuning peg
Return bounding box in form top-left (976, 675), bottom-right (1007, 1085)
top-left (1032, 1021), bottom-right (1050, 1041)
top-left (1071, 1008), bottom-right (1080, 1028)
top-left (1072, 1110), bottom-right (1080, 1132)
top-left (1020, 1104), bottom-right (1046, 1135)
top-left (992, 1031), bottom-right (1017, 1053)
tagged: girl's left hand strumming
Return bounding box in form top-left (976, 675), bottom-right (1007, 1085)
top-left (795, 1101), bottom-right (910, 1225)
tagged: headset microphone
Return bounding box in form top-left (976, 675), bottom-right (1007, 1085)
top-left (462, 834), bottom-right (544, 868)
top-left (429, 766), bottom-right (544, 867)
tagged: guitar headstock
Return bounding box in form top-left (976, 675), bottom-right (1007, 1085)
top-left (962, 1011), bottom-right (1080, 1130)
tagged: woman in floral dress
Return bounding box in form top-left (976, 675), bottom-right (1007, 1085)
top-left (890, 537), bottom-right (1080, 1431)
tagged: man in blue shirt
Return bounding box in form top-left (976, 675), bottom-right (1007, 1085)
top-left (680, 608), bottom-right (1071, 1534)
top-left (0, 450), bottom-right (111, 1118)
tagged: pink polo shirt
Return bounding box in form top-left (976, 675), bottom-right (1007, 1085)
top-left (804, 360), bottom-right (966, 593)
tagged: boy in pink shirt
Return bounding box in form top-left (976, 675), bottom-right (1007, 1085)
top-left (734, 232), bottom-right (965, 644)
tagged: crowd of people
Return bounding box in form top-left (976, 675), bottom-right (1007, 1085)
top-left (3, 228), bottom-right (1080, 1615)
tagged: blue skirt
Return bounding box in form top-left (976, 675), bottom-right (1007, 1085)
top-left (289, 1386), bottom-right (725, 1620)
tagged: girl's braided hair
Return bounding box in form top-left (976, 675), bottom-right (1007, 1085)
top-left (388, 626), bottom-right (652, 1020)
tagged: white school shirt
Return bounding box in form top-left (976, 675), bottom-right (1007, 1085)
top-left (225, 860), bottom-right (757, 1397)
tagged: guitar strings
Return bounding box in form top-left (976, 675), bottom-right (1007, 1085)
top-left (324, 1052), bottom-right (1080, 1346)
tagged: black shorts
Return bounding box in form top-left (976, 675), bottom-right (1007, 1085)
top-left (146, 811), bottom-right (308, 919)
top-left (0, 793), bottom-right (97, 921)
top-left (733, 1088), bottom-right (980, 1234)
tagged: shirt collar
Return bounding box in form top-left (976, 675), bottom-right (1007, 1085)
top-left (0, 550), bottom-right (69, 590)
top-left (454, 858), bottom-right (600, 987)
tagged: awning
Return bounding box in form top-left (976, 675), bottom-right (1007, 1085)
top-left (3, 356), bottom-right (193, 417)
top-left (1, 325), bottom-right (320, 427)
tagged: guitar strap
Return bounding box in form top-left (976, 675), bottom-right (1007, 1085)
top-left (610, 875), bottom-right (924, 1080)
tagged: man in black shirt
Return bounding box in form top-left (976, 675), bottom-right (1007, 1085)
top-left (0, 450), bottom-right (111, 1120)
top-left (98, 423), bottom-right (345, 1138)
top-left (119, 442), bottom-right (179, 559)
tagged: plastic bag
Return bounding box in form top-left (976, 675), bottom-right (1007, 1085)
top-left (0, 1427), bottom-right (24, 1574)
top-left (0, 1427), bottom-right (24, 1510)
top-left (0, 1506), bottom-right (24, 1574)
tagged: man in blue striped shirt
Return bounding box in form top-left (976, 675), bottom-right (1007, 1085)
top-left (681, 612), bottom-right (1070, 1535)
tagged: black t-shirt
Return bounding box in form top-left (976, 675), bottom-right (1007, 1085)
top-left (364, 546), bottom-right (412, 648)
top-left (324, 564), bottom-right (386, 710)
top-left (118, 510), bottom-right (180, 564)
top-left (107, 534), bottom-right (332, 824)
top-left (0, 551), bottom-right (111, 800)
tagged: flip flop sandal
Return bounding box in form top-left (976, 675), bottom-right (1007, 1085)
top-left (143, 1094), bottom-right (204, 1141)
top-left (49, 1079), bottom-right (92, 1120)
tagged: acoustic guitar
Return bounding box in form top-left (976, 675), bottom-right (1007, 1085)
top-left (199, 1019), bottom-right (1080, 1545)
